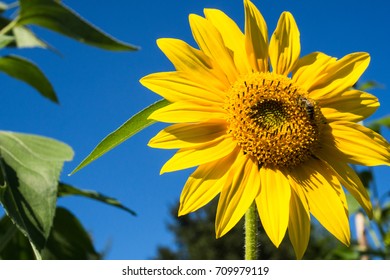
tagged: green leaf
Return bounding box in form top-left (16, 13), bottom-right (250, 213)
top-left (356, 169), bottom-right (373, 189)
top-left (12, 25), bottom-right (48, 48)
top-left (0, 208), bottom-right (101, 259)
top-left (330, 245), bottom-right (360, 260)
top-left (58, 182), bottom-right (136, 216)
top-left (0, 214), bottom-right (35, 259)
top-left (71, 99), bottom-right (170, 175)
top-left (345, 193), bottom-right (362, 215)
top-left (356, 80), bottom-right (383, 92)
top-left (367, 115), bottom-right (390, 134)
top-left (0, 55), bottom-right (58, 103)
top-left (41, 207), bottom-right (101, 259)
top-left (0, 131), bottom-right (74, 251)
top-left (0, 34), bottom-right (14, 48)
top-left (18, 0), bottom-right (138, 51)
top-left (0, 2), bottom-right (8, 13)
top-left (0, 16), bottom-right (48, 49)
top-left (381, 201), bottom-right (390, 222)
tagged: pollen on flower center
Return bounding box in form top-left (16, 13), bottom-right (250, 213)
top-left (225, 72), bottom-right (323, 168)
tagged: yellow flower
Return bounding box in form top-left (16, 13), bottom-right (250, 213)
top-left (140, 0), bottom-right (390, 258)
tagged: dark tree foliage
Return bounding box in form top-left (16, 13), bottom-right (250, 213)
top-left (155, 198), bottom-right (345, 260)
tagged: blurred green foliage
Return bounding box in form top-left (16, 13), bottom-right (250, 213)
top-left (0, 0), bottom-right (136, 259)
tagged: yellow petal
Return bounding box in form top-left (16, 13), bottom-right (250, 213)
top-left (179, 148), bottom-right (240, 215)
top-left (320, 90), bottom-right (379, 122)
top-left (316, 145), bottom-right (372, 218)
top-left (204, 8), bottom-right (251, 75)
top-left (288, 180), bottom-right (311, 260)
top-left (291, 159), bottom-right (350, 246)
top-left (244, 0), bottom-right (268, 72)
top-left (189, 14), bottom-right (238, 83)
top-left (140, 71), bottom-right (225, 104)
top-left (161, 136), bottom-right (237, 174)
top-left (256, 167), bottom-right (290, 247)
top-left (327, 121), bottom-right (390, 166)
top-left (309, 52), bottom-right (370, 99)
top-left (156, 38), bottom-right (229, 90)
top-left (269, 12), bottom-right (300, 75)
top-left (292, 52), bottom-right (336, 90)
top-left (216, 154), bottom-right (261, 237)
top-left (149, 121), bottom-right (227, 149)
top-left (156, 38), bottom-right (210, 70)
top-left (148, 101), bottom-right (225, 123)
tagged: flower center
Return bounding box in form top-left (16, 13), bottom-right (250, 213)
top-left (225, 72), bottom-right (323, 168)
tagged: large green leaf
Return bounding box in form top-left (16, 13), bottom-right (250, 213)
top-left (18, 0), bottom-right (138, 51)
top-left (0, 131), bottom-right (74, 251)
top-left (41, 207), bottom-right (101, 259)
top-left (71, 99), bottom-right (170, 174)
top-left (0, 208), bottom-right (101, 259)
top-left (58, 182), bottom-right (136, 216)
top-left (0, 214), bottom-right (34, 259)
top-left (0, 55), bottom-right (58, 103)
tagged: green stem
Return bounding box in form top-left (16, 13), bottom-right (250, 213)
top-left (0, 16), bottom-right (19, 36)
top-left (30, 242), bottom-right (42, 260)
top-left (245, 202), bottom-right (258, 260)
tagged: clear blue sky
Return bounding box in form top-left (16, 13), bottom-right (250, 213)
top-left (1, 0), bottom-right (390, 259)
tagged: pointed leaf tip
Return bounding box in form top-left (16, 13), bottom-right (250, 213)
top-left (58, 183), bottom-right (136, 216)
top-left (70, 99), bottom-right (170, 175)
top-left (0, 55), bottom-right (58, 103)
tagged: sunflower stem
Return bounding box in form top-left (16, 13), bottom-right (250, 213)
top-left (245, 202), bottom-right (258, 260)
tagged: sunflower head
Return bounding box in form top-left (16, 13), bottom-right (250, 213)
top-left (225, 72), bottom-right (324, 169)
top-left (141, 0), bottom-right (389, 259)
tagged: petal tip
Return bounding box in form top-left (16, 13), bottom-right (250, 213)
top-left (177, 207), bottom-right (186, 217)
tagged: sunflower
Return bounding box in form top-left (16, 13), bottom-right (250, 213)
top-left (140, 0), bottom-right (390, 258)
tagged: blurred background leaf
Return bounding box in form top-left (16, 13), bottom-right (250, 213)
top-left (0, 2), bottom-right (8, 12)
top-left (58, 182), bottom-right (136, 216)
top-left (0, 34), bottom-right (13, 48)
top-left (18, 0), bottom-right (138, 51)
top-left (12, 25), bottom-right (48, 48)
top-left (0, 55), bottom-right (57, 102)
top-left (367, 115), bottom-right (390, 134)
top-left (356, 80), bottom-right (384, 92)
top-left (0, 0), bottom-right (138, 260)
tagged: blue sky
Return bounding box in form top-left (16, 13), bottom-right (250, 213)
top-left (1, 0), bottom-right (390, 259)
